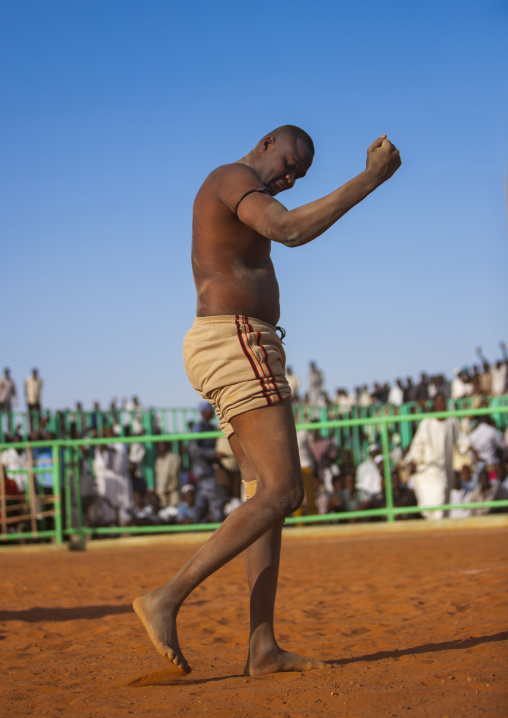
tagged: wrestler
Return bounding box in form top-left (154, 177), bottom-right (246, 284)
top-left (133, 125), bottom-right (401, 676)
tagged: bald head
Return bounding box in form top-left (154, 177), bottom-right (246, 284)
top-left (261, 125), bottom-right (315, 156)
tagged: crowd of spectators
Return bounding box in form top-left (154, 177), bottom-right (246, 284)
top-left (287, 342), bottom-right (508, 410)
top-left (1, 342), bottom-right (508, 538)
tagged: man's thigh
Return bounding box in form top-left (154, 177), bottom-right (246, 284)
top-left (230, 400), bottom-right (302, 491)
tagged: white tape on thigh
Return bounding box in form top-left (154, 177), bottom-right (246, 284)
top-left (243, 479), bottom-right (257, 500)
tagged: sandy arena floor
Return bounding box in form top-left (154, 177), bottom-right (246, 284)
top-left (1, 522), bottom-right (507, 717)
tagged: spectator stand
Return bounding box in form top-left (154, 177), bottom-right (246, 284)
top-left (0, 440), bottom-right (63, 543)
top-left (1, 403), bottom-right (507, 545)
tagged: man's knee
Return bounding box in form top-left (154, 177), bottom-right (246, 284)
top-left (278, 483), bottom-right (304, 516)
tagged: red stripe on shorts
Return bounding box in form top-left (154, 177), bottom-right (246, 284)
top-left (242, 318), bottom-right (282, 402)
top-left (254, 329), bottom-right (283, 402)
top-left (235, 315), bottom-right (272, 405)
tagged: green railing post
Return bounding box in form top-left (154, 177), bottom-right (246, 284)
top-left (52, 442), bottom-right (63, 544)
top-left (64, 445), bottom-right (73, 533)
top-left (73, 445), bottom-right (85, 544)
top-left (380, 422), bottom-right (395, 522)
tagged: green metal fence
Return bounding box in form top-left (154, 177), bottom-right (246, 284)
top-left (1, 403), bottom-right (507, 545)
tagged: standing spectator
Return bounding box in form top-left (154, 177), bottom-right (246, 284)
top-left (0, 368), bottom-right (18, 415)
top-left (125, 395), bottom-right (144, 433)
top-left (406, 393), bottom-right (460, 519)
top-left (307, 361), bottom-right (324, 405)
top-left (286, 366), bottom-right (301, 402)
top-left (470, 365), bottom-right (482, 396)
top-left (491, 360), bottom-right (507, 397)
top-left (155, 441), bottom-right (182, 508)
top-left (403, 377), bottom-right (415, 403)
top-left (388, 378), bottom-right (404, 406)
top-left (25, 368), bottom-right (43, 421)
top-left (189, 402), bottom-right (225, 523)
top-left (479, 363), bottom-right (492, 397)
top-left (413, 372), bottom-right (429, 404)
top-left (451, 368), bottom-right (468, 400)
top-left (335, 388), bottom-right (355, 412)
top-left (359, 385), bottom-right (372, 407)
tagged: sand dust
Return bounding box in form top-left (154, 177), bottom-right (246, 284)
top-left (1, 525), bottom-right (507, 717)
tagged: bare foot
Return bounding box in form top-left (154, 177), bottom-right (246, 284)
top-left (244, 646), bottom-right (326, 677)
top-left (133, 593), bottom-right (191, 674)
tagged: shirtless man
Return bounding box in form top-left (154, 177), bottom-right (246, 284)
top-left (134, 125), bottom-right (401, 676)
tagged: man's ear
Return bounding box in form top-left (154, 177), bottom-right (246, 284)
top-left (261, 136), bottom-right (275, 152)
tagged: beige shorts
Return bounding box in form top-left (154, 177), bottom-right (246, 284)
top-left (183, 315), bottom-right (291, 437)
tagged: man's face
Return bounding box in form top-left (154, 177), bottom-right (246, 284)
top-left (259, 136), bottom-right (313, 196)
top-left (434, 394), bottom-right (446, 413)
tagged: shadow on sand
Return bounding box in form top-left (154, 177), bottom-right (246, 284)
top-left (0, 604), bottom-right (133, 622)
top-left (326, 631), bottom-right (508, 666)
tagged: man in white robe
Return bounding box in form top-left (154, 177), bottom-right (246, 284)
top-left (407, 393), bottom-right (460, 520)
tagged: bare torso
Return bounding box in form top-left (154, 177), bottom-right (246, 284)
top-left (192, 164), bottom-right (281, 326)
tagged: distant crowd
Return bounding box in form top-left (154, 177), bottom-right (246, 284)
top-left (1, 342), bottom-right (507, 538)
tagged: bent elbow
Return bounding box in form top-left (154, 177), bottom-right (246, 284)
top-left (282, 234), bottom-right (301, 248)
top-left (271, 223), bottom-right (303, 247)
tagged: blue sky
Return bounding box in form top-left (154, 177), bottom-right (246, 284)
top-left (2, 0), bottom-right (507, 410)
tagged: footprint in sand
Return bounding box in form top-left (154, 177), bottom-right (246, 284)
top-left (127, 667), bottom-right (189, 687)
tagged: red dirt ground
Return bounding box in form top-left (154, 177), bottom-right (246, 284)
top-left (1, 524), bottom-right (507, 717)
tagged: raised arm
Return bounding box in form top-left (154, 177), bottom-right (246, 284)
top-left (222, 135), bottom-right (401, 247)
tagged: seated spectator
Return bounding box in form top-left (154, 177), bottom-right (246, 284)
top-left (467, 416), bottom-right (506, 473)
top-left (93, 433), bottom-right (133, 525)
top-left (327, 474), bottom-right (344, 514)
top-left (1, 435), bottom-right (27, 492)
top-left (215, 434), bottom-right (242, 503)
top-left (310, 428), bottom-right (336, 485)
top-left (129, 429), bottom-right (146, 491)
top-left (355, 444), bottom-right (382, 498)
top-left (341, 470), bottom-right (371, 515)
top-left (178, 484), bottom-right (197, 524)
top-left (130, 488), bottom-right (160, 525)
top-left (190, 402), bottom-right (225, 523)
top-left (459, 464), bottom-right (474, 492)
top-left (369, 468), bottom-right (418, 520)
top-left (449, 472), bottom-right (470, 519)
top-left (467, 469), bottom-right (502, 516)
top-left (330, 469), bottom-right (371, 520)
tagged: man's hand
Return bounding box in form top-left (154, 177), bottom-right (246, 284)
top-left (365, 135), bottom-right (401, 185)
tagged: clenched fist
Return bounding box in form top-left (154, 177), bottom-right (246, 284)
top-left (365, 134), bottom-right (401, 185)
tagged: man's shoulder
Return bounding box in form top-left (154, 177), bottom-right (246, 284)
top-left (197, 163), bottom-right (264, 199)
